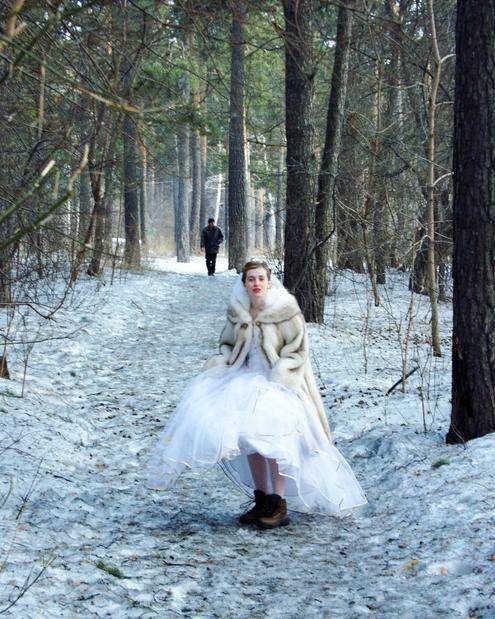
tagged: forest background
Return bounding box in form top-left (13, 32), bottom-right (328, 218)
top-left (0, 1), bottom-right (493, 471)
top-left (1, 1), bottom-right (495, 615)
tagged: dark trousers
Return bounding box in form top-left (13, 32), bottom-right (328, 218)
top-left (205, 252), bottom-right (217, 275)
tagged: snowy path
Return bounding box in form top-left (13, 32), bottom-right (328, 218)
top-left (1, 258), bottom-right (494, 618)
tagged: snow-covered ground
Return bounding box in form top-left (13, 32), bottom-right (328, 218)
top-left (1, 256), bottom-right (494, 618)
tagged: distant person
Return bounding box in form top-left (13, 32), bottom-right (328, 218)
top-left (200, 218), bottom-right (224, 276)
top-left (148, 260), bottom-right (367, 529)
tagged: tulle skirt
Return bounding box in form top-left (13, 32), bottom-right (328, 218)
top-left (147, 364), bottom-right (367, 514)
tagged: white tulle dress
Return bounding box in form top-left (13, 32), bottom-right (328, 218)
top-left (147, 332), bottom-right (367, 515)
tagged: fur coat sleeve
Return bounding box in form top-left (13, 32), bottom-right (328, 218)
top-left (204, 317), bottom-right (236, 368)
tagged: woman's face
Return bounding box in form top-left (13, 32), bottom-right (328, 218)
top-left (244, 267), bottom-right (270, 303)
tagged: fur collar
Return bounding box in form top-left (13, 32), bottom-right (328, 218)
top-left (227, 278), bottom-right (301, 324)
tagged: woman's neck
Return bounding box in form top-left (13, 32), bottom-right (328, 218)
top-left (249, 300), bottom-right (264, 319)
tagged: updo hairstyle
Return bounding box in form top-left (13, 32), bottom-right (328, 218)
top-left (241, 260), bottom-right (272, 283)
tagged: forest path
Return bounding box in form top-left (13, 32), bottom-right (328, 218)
top-left (53, 264), bottom-right (375, 619)
top-left (1, 259), bottom-right (493, 618)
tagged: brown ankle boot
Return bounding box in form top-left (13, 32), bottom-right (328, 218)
top-left (239, 490), bottom-right (268, 524)
top-left (256, 494), bottom-right (290, 529)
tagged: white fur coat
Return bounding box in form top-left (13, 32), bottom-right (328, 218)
top-left (205, 278), bottom-right (331, 440)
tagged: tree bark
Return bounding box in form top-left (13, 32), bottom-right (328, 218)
top-left (310, 0), bottom-right (354, 322)
top-left (190, 100), bottom-right (202, 251)
top-left (275, 141), bottom-right (285, 256)
top-left (123, 109), bottom-right (141, 268)
top-left (228, 0), bottom-right (248, 272)
top-left (255, 187), bottom-right (264, 249)
top-left (78, 170), bottom-right (91, 247)
top-left (447, 0), bottom-right (495, 443)
top-left (362, 60), bottom-right (382, 307)
top-left (199, 133), bottom-right (208, 230)
top-left (282, 0), bottom-right (316, 318)
top-left (425, 0), bottom-right (444, 357)
top-left (176, 74), bottom-right (191, 263)
top-left (139, 139), bottom-right (147, 248)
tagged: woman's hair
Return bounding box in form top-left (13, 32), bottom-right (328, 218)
top-left (241, 260), bottom-right (272, 283)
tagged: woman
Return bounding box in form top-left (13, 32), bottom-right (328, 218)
top-left (148, 261), bottom-right (366, 528)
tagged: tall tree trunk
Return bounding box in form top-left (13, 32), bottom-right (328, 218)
top-left (190, 94), bottom-right (201, 251)
top-left (264, 192), bottom-right (275, 251)
top-left (309, 0), bottom-right (354, 322)
top-left (88, 114), bottom-right (120, 276)
top-left (362, 60), bottom-right (382, 307)
top-left (373, 0), bottom-right (405, 284)
top-left (447, 0), bottom-right (495, 443)
top-left (199, 57), bottom-right (208, 230)
top-left (385, 0), bottom-right (406, 269)
top-left (228, 0), bottom-right (248, 272)
top-left (245, 138), bottom-right (255, 253)
top-left (176, 74), bottom-right (191, 263)
top-left (425, 0), bottom-right (445, 357)
top-left (139, 140), bottom-right (147, 248)
top-left (214, 172), bottom-right (222, 223)
top-left (78, 170), bottom-right (91, 247)
top-left (0, 165), bottom-right (11, 377)
top-left (275, 141), bottom-right (285, 256)
top-left (123, 108), bottom-right (141, 268)
top-left (146, 160), bottom-right (155, 247)
top-left (409, 224), bottom-right (428, 294)
top-left (103, 161), bottom-right (115, 256)
top-left (337, 112), bottom-right (365, 273)
top-left (255, 188), bottom-right (264, 249)
top-left (199, 133), bottom-right (208, 229)
top-left (282, 0), bottom-right (316, 318)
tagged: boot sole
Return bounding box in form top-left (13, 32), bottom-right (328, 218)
top-left (256, 517), bottom-right (290, 530)
top-left (239, 517), bottom-right (258, 525)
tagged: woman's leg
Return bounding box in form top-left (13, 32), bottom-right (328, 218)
top-left (248, 453), bottom-right (268, 493)
top-left (268, 458), bottom-right (285, 497)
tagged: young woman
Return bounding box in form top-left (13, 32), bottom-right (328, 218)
top-left (148, 261), bottom-right (366, 528)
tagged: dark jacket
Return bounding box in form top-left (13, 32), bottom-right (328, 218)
top-left (201, 225), bottom-right (224, 254)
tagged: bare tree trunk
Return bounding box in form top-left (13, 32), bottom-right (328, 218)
top-left (282, 0), bottom-right (316, 317)
top-left (228, 0), bottom-right (248, 272)
top-left (199, 133), bottom-right (208, 229)
top-left (88, 113), bottom-right (120, 276)
top-left (425, 0), bottom-right (449, 357)
top-left (362, 61), bottom-right (382, 307)
top-left (385, 0), bottom-right (406, 269)
top-left (337, 112), bottom-right (365, 272)
top-left (176, 74), bottom-right (191, 263)
top-left (123, 109), bottom-right (141, 268)
top-left (264, 192), bottom-right (275, 251)
top-left (103, 161), bottom-right (115, 255)
top-left (139, 139), bottom-right (147, 249)
top-left (78, 170), bottom-right (91, 247)
top-left (410, 224), bottom-right (428, 294)
top-left (310, 0), bottom-right (354, 322)
top-left (245, 139), bottom-right (255, 253)
top-left (0, 245), bottom-right (11, 378)
top-left (447, 0), bottom-right (495, 443)
top-left (199, 57), bottom-right (208, 230)
top-left (275, 141), bottom-right (285, 256)
top-left (254, 188), bottom-right (264, 249)
top-left (214, 172), bottom-right (222, 223)
top-left (190, 108), bottom-right (201, 251)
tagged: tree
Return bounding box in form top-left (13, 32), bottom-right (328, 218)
top-left (122, 57), bottom-right (141, 269)
top-left (176, 73), bottom-right (191, 263)
top-left (228, 0), bottom-right (248, 272)
top-left (281, 0), bottom-right (316, 317)
top-left (446, 0), bottom-right (495, 443)
top-left (309, 0), bottom-right (354, 323)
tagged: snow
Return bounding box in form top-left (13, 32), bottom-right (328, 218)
top-left (1, 256), bottom-right (494, 618)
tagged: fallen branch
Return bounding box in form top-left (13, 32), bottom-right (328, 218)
top-left (385, 366), bottom-right (419, 396)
